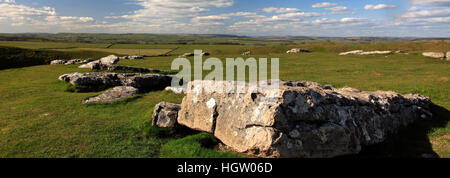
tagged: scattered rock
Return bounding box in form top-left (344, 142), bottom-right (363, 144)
top-left (423, 52), bottom-right (445, 59)
top-left (340, 50), bottom-right (392, 55)
top-left (177, 80), bottom-right (432, 158)
top-left (340, 50), bottom-right (364, 55)
top-left (83, 58), bottom-right (94, 63)
top-left (120, 56), bottom-right (144, 60)
top-left (165, 86), bottom-right (186, 94)
top-left (50, 60), bottom-right (66, 65)
top-left (242, 51), bottom-right (251, 56)
top-left (65, 59), bottom-right (83, 65)
top-left (79, 55), bottom-right (119, 69)
top-left (59, 72), bottom-right (173, 91)
top-left (152, 102), bottom-right (181, 128)
top-left (82, 86), bottom-right (139, 104)
top-left (95, 63), bottom-right (170, 73)
top-left (359, 51), bottom-right (392, 55)
top-left (287, 48), bottom-right (311, 54)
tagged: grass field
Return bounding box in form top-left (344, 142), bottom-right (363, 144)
top-left (0, 40), bottom-right (448, 158)
top-left (54, 48), bottom-right (172, 56)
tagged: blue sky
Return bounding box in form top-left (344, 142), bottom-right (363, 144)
top-left (0, 0), bottom-right (449, 37)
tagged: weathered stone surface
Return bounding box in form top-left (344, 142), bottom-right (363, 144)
top-left (79, 55), bottom-right (119, 69)
top-left (82, 86), bottom-right (139, 104)
top-left (59, 72), bottom-right (173, 90)
top-left (446, 52), bottom-right (450, 60)
top-left (95, 63), bottom-right (170, 73)
top-left (287, 48), bottom-right (311, 54)
top-left (152, 102), bottom-right (181, 127)
top-left (50, 60), bottom-right (66, 65)
top-left (340, 50), bottom-right (363, 55)
top-left (83, 58), bottom-right (94, 63)
top-left (177, 80), bottom-right (432, 158)
top-left (423, 52), bottom-right (445, 59)
top-left (120, 56), bottom-right (144, 60)
top-left (65, 59), bottom-right (83, 65)
top-left (359, 51), bottom-right (392, 55)
top-left (340, 50), bottom-right (391, 55)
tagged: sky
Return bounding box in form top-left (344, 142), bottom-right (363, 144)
top-left (0, 0), bottom-right (449, 37)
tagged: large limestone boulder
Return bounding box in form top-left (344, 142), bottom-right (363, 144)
top-left (152, 102), bottom-right (181, 128)
top-left (423, 52), bottom-right (444, 59)
top-left (82, 86), bottom-right (139, 104)
top-left (177, 80), bottom-right (432, 158)
top-left (59, 72), bottom-right (173, 91)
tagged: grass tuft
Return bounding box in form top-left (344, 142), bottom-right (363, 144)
top-left (160, 133), bottom-right (242, 158)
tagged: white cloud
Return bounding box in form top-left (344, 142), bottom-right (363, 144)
top-left (271, 12), bottom-right (321, 21)
top-left (340, 17), bottom-right (367, 23)
top-left (409, 0), bottom-right (450, 7)
top-left (364, 4), bottom-right (397, 10)
top-left (401, 9), bottom-right (450, 18)
top-left (262, 7), bottom-right (300, 13)
top-left (121, 0), bottom-right (234, 22)
top-left (312, 2), bottom-right (337, 8)
top-left (326, 6), bottom-right (348, 12)
top-left (408, 6), bottom-right (421, 12)
top-left (0, 0), bottom-right (15, 3)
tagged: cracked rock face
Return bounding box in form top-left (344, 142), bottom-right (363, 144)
top-left (177, 80), bottom-right (432, 158)
top-left (58, 72), bottom-right (173, 91)
top-left (83, 86), bottom-right (138, 104)
top-left (152, 102), bottom-right (181, 128)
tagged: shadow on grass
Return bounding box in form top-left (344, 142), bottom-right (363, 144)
top-left (344, 104), bottom-right (450, 158)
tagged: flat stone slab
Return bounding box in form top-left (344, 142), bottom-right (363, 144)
top-left (59, 72), bottom-right (173, 91)
top-left (177, 80), bottom-right (432, 158)
top-left (83, 86), bottom-right (139, 104)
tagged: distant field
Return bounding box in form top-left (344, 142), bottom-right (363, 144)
top-left (0, 41), bottom-right (109, 49)
top-left (54, 48), bottom-right (173, 56)
top-left (0, 40), bottom-right (448, 158)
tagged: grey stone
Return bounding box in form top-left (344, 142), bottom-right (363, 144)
top-left (152, 102), bottom-right (181, 128)
top-left (177, 80), bottom-right (432, 158)
top-left (82, 86), bottom-right (139, 104)
top-left (59, 72), bottom-right (173, 90)
top-left (95, 63), bottom-right (170, 73)
top-left (65, 59), bottom-right (83, 65)
top-left (79, 55), bottom-right (119, 69)
top-left (50, 60), bottom-right (66, 65)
